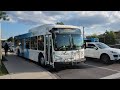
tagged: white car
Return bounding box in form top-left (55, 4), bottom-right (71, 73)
top-left (85, 42), bottom-right (120, 64)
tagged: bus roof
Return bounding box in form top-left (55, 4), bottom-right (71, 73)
top-left (14, 33), bottom-right (32, 39)
top-left (14, 24), bottom-right (82, 39)
top-left (29, 24), bottom-right (81, 33)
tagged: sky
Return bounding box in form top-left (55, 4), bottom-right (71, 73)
top-left (2, 11), bottom-right (120, 39)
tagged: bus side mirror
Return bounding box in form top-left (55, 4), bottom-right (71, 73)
top-left (84, 43), bottom-right (87, 49)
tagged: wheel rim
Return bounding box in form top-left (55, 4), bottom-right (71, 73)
top-left (102, 55), bottom-right (109, 63)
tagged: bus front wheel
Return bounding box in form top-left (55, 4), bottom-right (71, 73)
top-left (38, 56), bottom-right (45, 67)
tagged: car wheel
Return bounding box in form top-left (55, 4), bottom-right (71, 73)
top-left (100, 54), bottom-right (111, 64)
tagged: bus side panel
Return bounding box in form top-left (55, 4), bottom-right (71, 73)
top-left (23, 49), bottom-right (30, 59)
top-left (28, 49), bottom-right (45, 62)
top-left (28, 49), bottom-right (37, 62)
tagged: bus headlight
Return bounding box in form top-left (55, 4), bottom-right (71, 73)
top-left (54, 55), bottom-right (62, 60)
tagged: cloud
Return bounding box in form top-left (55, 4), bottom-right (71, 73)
top-left (62, 14), bottom-right (109, 27)
top-left (6, 11), bottom-right (120, 35)
top-left (6, 11), bottom-right (112, 26)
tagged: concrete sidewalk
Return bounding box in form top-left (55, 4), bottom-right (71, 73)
top-left (0, 52), bottom-right (57, 79)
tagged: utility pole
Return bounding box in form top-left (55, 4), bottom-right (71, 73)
top-left (83, 26), bottom-right (85, 39)
top-left (0, 19), bottom-right (2, 66)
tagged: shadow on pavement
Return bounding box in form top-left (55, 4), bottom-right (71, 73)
top-left (48, 58), bottom-right (120, 73)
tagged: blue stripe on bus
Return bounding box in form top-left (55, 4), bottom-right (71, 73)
top-left (24, 49), bottom-right (30, 59)
top-left (14, 32), bottom-right (33, 39)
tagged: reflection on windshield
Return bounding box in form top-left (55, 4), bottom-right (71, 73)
top-left (53, 34), bottom-right (83, 51)
top-left (72, 34), bottom-right (83, 50)
top-left (54, 34), bottom-right (71, 51)
top-left (96, 43), bottom-right (110, 49)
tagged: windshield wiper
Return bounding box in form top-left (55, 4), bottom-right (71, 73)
top-left (58, 46), bottom-right (70, 51)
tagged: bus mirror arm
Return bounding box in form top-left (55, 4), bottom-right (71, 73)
top-left (52, 33), bottom-right (55, 39)
top-left (84, 43), bottom-right (87, 49)
top-left (49, 30), bottom-right (53, 33)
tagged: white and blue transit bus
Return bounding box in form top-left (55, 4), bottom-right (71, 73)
top-left (14, 24), bottom-right (85, 68)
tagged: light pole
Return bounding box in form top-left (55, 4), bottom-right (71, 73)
top-left (0, 19), bottom-right (2, 66)
top-left (83, 26), bottom-right (85, 39)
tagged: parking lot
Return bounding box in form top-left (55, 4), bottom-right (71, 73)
top-left (47, 59), bottom-right (120, 79)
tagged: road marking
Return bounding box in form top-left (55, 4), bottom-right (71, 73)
top-left (100, 72), bottom-right (120, 79)
top-left (83, 63), bottom-right (120, 72)
top-left (53, 74), bottom-right (61, 79)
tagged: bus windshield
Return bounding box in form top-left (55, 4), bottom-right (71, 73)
top-left (71, 34), bottom-right (83, 50)
top-left (54, 34), bottom-right (71, 51)
top-left (53, 34), bottom-right (83, 51)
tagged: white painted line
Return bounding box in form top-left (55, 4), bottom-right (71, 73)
top-left (100, 72), bottom-right (120, 79)
top-left (53, 74), bottom-right (61, 79)
top-left (83, 63), bottom-right (120, 72)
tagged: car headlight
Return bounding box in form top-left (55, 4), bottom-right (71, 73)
top-left (110, 51), bottom-right (117, 54)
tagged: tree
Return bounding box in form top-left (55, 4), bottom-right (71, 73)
top-left (0, 11), bottom-right (9, 21)
top-left (0, 11), bottom-right (9, 66)
top-left (86, 33), bottom-right (99, 38)
top-left (104, 30), bottom-right (116, 45)
top-left (56, 22), bottom-right (64, 25)
top-left (86, 30), bottom-right (117, 45)
top-left (7, 37), bottom-right (14, 42)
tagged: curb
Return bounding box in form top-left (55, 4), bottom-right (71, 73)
top-left (2, 56), bottom-right (9, 74)
top-left (0, 56), bottom-right (11, 79)
top-left (2, 56), bottom-right (57, 79)
top-left (35, 65), bottom-right (58, 79)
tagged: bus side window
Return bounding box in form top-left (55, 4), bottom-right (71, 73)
top-left (31, 36), bottom-right (37, 50)
top-left (38, 35), bottom-right (44, 51)
top-left (25, 38), bottom-right (30, 49)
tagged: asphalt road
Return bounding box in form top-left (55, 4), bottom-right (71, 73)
top-left (7, 51), bottom-right (120, 79)
top-left (47, 59), bottom-right (120, 79)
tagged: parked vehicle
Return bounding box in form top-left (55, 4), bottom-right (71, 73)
top-left (85, 42), bottom-right (120, 64)
top-left (84, 38), bottom-right (99, 42)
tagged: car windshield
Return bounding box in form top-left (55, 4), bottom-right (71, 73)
top-left (96, 43), bottom-right (110, 49)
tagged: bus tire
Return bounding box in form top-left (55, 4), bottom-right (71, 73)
top-left (38, 53), bottom-right (45, 67)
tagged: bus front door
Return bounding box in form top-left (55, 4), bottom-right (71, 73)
top-left (45, 35), bottom-right (53, 65)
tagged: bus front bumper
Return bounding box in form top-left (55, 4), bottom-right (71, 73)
top-left (54, 58), bottom-right (86, 65)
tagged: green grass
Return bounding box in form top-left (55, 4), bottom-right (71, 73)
top-left (0, 62), bottom-right (8, 76)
